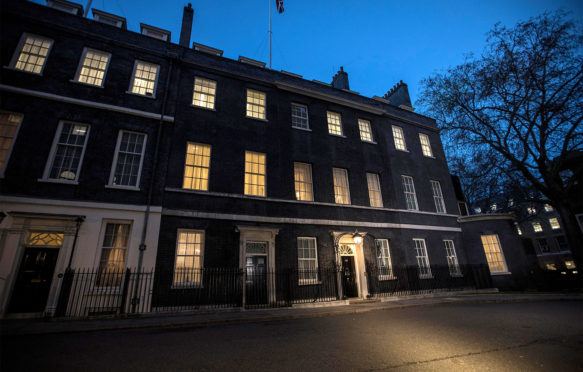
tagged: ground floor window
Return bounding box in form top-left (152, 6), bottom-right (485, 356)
top-left (413, 238), bottom-right (432, 278)
top-left (297, 237), bottom-right (318, 284)
top-left (375, 239), bottom-right (393, 279)
top-left (97, 222), bottom-right (131, 287)
top-left (480, 234), bottom-right (508, 273)
top-left (443, 240), bottom-right (461, 276)
top-left (173, 230), bottom-right (204, 286)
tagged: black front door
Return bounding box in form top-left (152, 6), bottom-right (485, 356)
top-left (245, 255), bottom-right (267, 305)
top-left (341, 256), bottom-right (358, 298)
top-left (8, 247), bottom-right (59, 313)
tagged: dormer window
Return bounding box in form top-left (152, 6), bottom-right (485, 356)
top-left (92, 9), bottom-right (127, 29)
top-left (140, 24), bottom-right (171, 42)
top-left (46, 0), bottom-right (83, 15)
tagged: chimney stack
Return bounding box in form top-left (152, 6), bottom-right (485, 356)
top-left (331, 66), bottom-right (350, 90)
top-left (179, 3), bottom-right (193, 48)
top-left (383, 80), bottom-right (413, 110)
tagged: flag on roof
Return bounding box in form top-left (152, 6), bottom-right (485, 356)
top-left (276, 0), bottom-right (284, 14)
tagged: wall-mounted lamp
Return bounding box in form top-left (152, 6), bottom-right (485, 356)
top-left (352, 230), bottom-right (363, 245)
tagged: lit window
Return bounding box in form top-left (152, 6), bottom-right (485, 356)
top-left (490, 203), bottom-right (497, 212)
top-left (109, 131), bottom-right (147, 188)
top-left (532, 222), bottom-right (543, 233)
top-left (358, 119), bottom-right (373, 142)
top-left (246, 89), bottom-right (266, 119)
top-left (366, 173), bottom-right (383, 207)
top-left (480, 234), bottom-right (508, 273)
top-left (474, 207), bottom-right (482, 214)
top-left (291, 103), bottom-right (309, 129)
top-left (544, 204), bottom-right (553, 212)
top-left (183, 143), bottom-right (211, 191)
top-left (430, 180), bottom-right (446, 213)
top-left (97, 222), bottom-right (131, 287)
top-left (10, 33), bottom-right (53, 74)
top-left (27, 232), bottom-right (64, 247)
top-left (413, 239), bottom-right (432, 278)
top-left (527, 207), bottom-right (536, 215)
top-left (192, 77), bottom-right (216, 109)
top-left (297, 237), bottom-right (318, 284)
top-left (419, 133), bottom-right (433, 157)
top-left (244, 151), bottom-right (266, 196)
top-left (43, 121), bottom-right (90, 182)
top-left (565, 260), bottom-right (576, 269)
top-left (444, 240), bottom-right (461, 276)
top-left (0, 112), bottom-right (23, 176)
top-left (333, 168), bottom-right (350, 204)
top-left (327, 111), bottom-right (343, 136)
top-left (294, 162), bottom-right (313, 201)
top-left (401, 175), bottom-right (418, 210)
top-left (174, 230), bottom-right (204, 286)
top-left (516, 226), bottom-right (522, 235)
top-left (74, 48), bottom-right (111, 87)
top-left (129, 60), bottom-right (159, 97)
top-left (392, 126), bottom-right (406, 151)
top-left (549, 218), bottom-right (560, 230)
top-left (537, 238), bottom-right (550, 253)
top-left (375, 239), bottom-right (393, 279)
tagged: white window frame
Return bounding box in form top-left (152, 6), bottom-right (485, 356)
top-left (246, 89), bottom-right (267, 120)
top-left (430, 180), bottom-right (447, 213)
top-left (0, 111), bottom-right (23, 178)
top-left (366, 172), bottom-right (383, 207)
top-left (41, 120), bottom-right (90, 184)
top-left (8, 33), bottom-right (54, 75)
top-left (183, 142), bottom-right (211, 191)
top-left (375, 239), bottom-right (394, 280)
top-left (413, 238), bottom-right (432, 278)
top-left (127, 60), bottom-right (160, 98)
top-left (392, 125), bottom-right (407, 151)
top-left (332, 167), bottom-right (351, 204)
top-left (192, 77), bottom-right (217, 110)
top-left (358, 119), bottom-right (374, 143)
top-left (291, 103), bottom-right (310, 130)
top-left (96, 220), bottom-right (132, 288)
top-left (401, 175), bottom-right (418, 210)
top-left (297, 237), bottom-right (319, 285)
top-left (419, 133), bottom-right (433, 157)
top-left (107, 130), bottom-right (147, 190)
top-left (73, 47), bottom-right (112, 87)
top-left (327, 111), bottom-right (343, 136)
top-left (244, 151), bottom-right (266, 197)
top-left (173, 229), bottom-right (205, 287)
top-left (549, 218), bottom-right (560, 230)
top-left (480, 234), bottom-right (509, 274)
top-left (444, 240), bottom-right (462, 277)
top-left (294, 162), bottom-right (313, 201)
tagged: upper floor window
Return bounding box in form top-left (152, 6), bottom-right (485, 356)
top-left (544, 204), bottom-right (554, 212)
top-left (174, 230), bottom-right (204, 286)
top-left (444, 240), bottom-right (461, 276)
top-left (401, 175), bottom-right (418, 210)
top-left (10, 33), bottom-right (53, 74)
top-left (129, 60), bottom-right (159, 97)
top-left (375, 239), bottom-right (393, 279)
top-left (0, 112), bottom-right (23, 177)
top-left (297, 237), bottom-right (318, 284)
top-left (43, 121), bottom-right (90, 182)
top-left (532, 221), bottom-right (543, 233)
top-left (97, 222), bottom-right (131, 287)
top-left (358, 119), bottom-right (373, 142)
top-left (549, 218), bottom-right (560, 230)
top-left (332, 168), bottom-right (350, 204)
top-left (294, 162), bottom-right (313, 201)
top-left (244, 151), bottom-right (266, 196)
top-left (392, 126), bottom-right (406, 151)
top-left (108, 131), bottom-right (147, 188)
top-left (413, 238), bottom-right (432, 278)
top-left (291, 103), bottom-right (309, 130)
top-left (74, 48), bottom-right (111, 87)
top-left (183, 143), bottom-right (211, 191)
top-left (327, 111), bottom-right (343, 136)
top-left (430, 180), bottom-right (446, 213)
top-left (480, 234), bottom-right (508, 273)
top-left (527, 207), bottom-right (536, 215)
top-left (419, 133), bottom-right (433, 157)
top-left (192, 77), bottom-right (216, 109)
top-left (246, 89), bottom-right (266, 120)
top-left (366, 172), bottom-right (383, 207)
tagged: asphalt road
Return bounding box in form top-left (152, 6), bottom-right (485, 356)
top-left (1, 301), bottom-right (582, 371)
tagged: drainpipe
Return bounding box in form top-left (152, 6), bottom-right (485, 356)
top-left (131, 56), bottom-right (174, 313)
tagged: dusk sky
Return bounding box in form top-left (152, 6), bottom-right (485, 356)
top-left (33, 0), bottom-right (582, 111)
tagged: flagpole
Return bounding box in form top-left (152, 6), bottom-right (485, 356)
top-left (267, 0), bottom-right (273, 69)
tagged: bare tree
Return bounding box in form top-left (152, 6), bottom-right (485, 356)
top-left (418, 11), bottom-right (583, 267)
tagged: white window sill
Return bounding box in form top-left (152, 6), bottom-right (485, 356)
top-left (490, 271), bottom-right (512, 276)
top-left (423, 155), bottom-right (436, 159)
top-left (378, 275), bottom-right (397, 281)
top-left (105, 184), bottom-right (140, 191)
top-left (3, 65), bottom-right (43, 76)
top-left (361, 140), bottom-right (377, 145)
top-left (292, 126), bottom-right (312, 132)
top-left (246, 115), bottom-right (268, 122)
top-left (125, 90), bottom-right (156, 99)
top-left (171, 283), bottom-right (203, 289)
top-left (298, 280), bottom-right (321, 286)
top-left (328, 133), bottom-right (347, 138)
top-left (396, 148), bottom-right (409, 152)
top-left (190, 104), bottom-right (216, 111)
top-left (38, 178), bottom-right (79, 185)
top-left (70, 79), bottom-right (104, 88)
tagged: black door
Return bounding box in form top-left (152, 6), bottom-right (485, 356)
top-left (245, 256), bottom-right (268, 305)
top-left (8, 248), bottom-right (59, 313)
top-left (341, 256), bottom-right (358, 298)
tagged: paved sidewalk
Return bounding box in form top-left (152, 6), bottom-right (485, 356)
top-left (1, 292), bottom-right (581, 336)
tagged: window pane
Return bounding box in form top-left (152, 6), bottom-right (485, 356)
top-left (246, 89), bottom-right (266, 119)
top-left (444, 240), bottom-right (461, 276)
top-left (192, 77), bottom-right (217, 109)
top-left (97, 223), bottom-right (130, 287)
top-left (297, 237), bottom-right (318, 283)
top-left (294, 162), bottom-right (313, 201)
top-left (333, 168), bottom-right (350, 204)
top-left (0, 112), bottom-right (23, 173)
top-left (48, 122), bottom-right (89, 181)
top-left (327, 111), bottom-right (342, 136)
top-left (430, 180), bottom-right (446, 213)
top-left (419, 133), bottom-right (433, 157)
top-left (183, 143), bottom-right (211, 191)
top-left (131, 61), bottom-right (159, 96)
top-left (112, 131), bottom-right (146, 187)
top-left (392, 126), bottom-right (406, 150)
top-left (76, 49), bottom-right (110, 86)
top-left (291, 103), bottom-right (309, 129)
top-left (173, 231), bottom-right (204, 285)
top-left (413, 239), bottom-right (431, 277)
top-left (366, 173), bottom-right (383, 207)
top-left (358, 119), bottom-right (373, 142)
top-left (244, 151), bottom-right (266, 196)
top-left (480, 234), bottom-right (508, 273)
top-left (401, 175), bottom-right (418, 210)
top-left (13, 34), bottom-right (53, 74)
